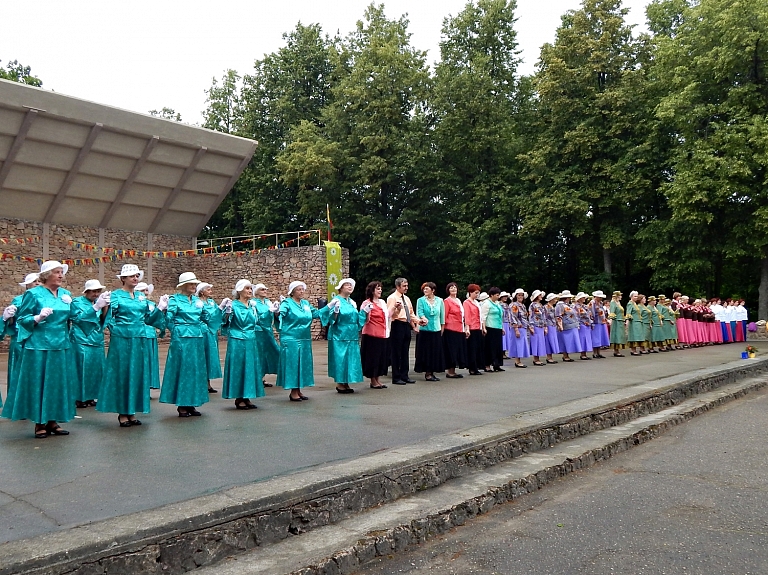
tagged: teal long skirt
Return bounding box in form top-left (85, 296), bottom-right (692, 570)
top-left (276, 338), bottom-right (314, 390)
top-left (160, 336), bottom-right (209, 407)
top-left (148, 338), bottom-right (161, 390)
top-left (5, 337), bottom-right (22, 406)
top-left (609, 321), bottom-right (627, 345)
top-left (98, 336), bottom-right (156, 415)
top-left (2, 348), bottom-right (76, 423)
top-left (72, 343), bottom-right (105, 402)
top-left (255, 330), bottom-right (280, 375)
top-left (328, 339), bottom-right (364, 384)
top-left (203, 330), bottom-right (222, 380)
top-left (222, 338), bottom-right (265, 399)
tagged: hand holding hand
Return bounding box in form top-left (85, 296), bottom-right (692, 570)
top-left (333, 300), bottom-right (341, 313)
top-left (271, 301), bottom-right (280, 313)
top-left (158, 294), bottom-right (170, 311)
top-left (35, 307), bottom-right (53, 323)
top-left (327, 299), bottom-right (337, 310)
top-left (2, 305), bottom-right (16, 321)
top-left (93, 291), bottom-right (111, 311)
top-left (361, 301), bottom-right (374, 313)
top-left (219, 297), bottom-right (232, 311)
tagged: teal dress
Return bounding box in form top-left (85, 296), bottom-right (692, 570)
top-left (2, 286), bottom-right (96, 424)
top-left (609, 300), bottom-right (628, 346)
top-left (98, 289), bottom-right (166, 415)
top-left (276, 298), bottom-right (321, 390)
top-left (143, 300), bottom-right (162, 390)
top-left (70, 296), bottom-right (106, 402)
top-left (160, 293), bottom-right (213, 407)
top-left (319, 296), bottom-right (365, 385)
top-left (200, 298), bottom-right (223, 380)
top-left (221, 300), bottom-right (265, 400)
top-left (2, 293), bottom-right (24, 408)
top-left (626, 301), bottom-right (645, 344)
top-left (252, 298), bottom-right (280, 375)
top-left (650, 304), bottom-right (665, 343)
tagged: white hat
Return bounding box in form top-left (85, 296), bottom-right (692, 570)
top-left (629, 290), bottom-right (639, 298)
top-left (288, 280), bottom-right (307, 296)
top-left (234, 279), bottom-right (252, 293)
top-left (82, 279), bottom-right (106, 293)
top-left (530, 290), bottom-right (545, 301)
top-left (335, 278), bottom-right (355, 291)
top-left (575, 292), bottom-right (588, 300)
top-left (40, 260), bottom-right (69, 276)
top-left (477, 292), bottom-right (489, 302)
top-left (559, 290), bottom-right (574, 299)
top-left (195, 282), bottom-right (213, 295)
top-left (499, 291), bottom-right (510, 298)
top-left (117, 264), bottom-right (143, 281)
top-left (545, 292), bottom-right (558, 302)
top-left (252, 283), bottom-right (267, 292)
top-left (19, 272), bottom-right (39, 287)
top-left (513, 288), bottom-right (528, 299)
top-left (592, 290), bottom-right (606, 299)
top-left (176, 271), bottom-right (200, 288)
top-left (136, 282), bottom-right (154, 295)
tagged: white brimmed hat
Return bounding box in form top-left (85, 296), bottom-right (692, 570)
top-left (19, 272), bottom-right (39, 287)
top-left (499, 291), bottom-right (510, 298)
top-left (545, 292), bottom-right (558, 302)
top-left (136, 282), bottom-right (154, 295)
top-left (575, 292), bottom-right (588, 300)
top-left (117, 264), bottom-right (143, 281)
top-left (82, 279), bottom-right (106, 293)
top-left (195, 282), bottom-right (213, 295)
top-left (592, 290), bottom-right (606, 299)
top-left (176, 272), bottom-right (200, 288)
top-left (40, 260), bottom-right (69, 276)
top-left (559, 290), bottom-right (574, 298)
top-left (234, 279), bottom-right (252, 293)
top-left (530, 289), bottom-right (544, 301)
top-left (252, 283), bottom-right (267, 292)
top-left (335, 278), bottom-right (355, 291)
top-left (477, 292), bottom-right (489, 302)
top-left (513, 288), bottom-right (528, 299)
top-left (629, 290), bottom-right (639, 298)
top-left (288, 280), bottom-right (306, 296)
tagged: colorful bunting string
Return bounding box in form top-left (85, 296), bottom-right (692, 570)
top-left (0, 236), bottom-right (40, 244)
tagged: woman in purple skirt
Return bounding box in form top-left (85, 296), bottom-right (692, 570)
top-left (589, 290), bottom-right (610, 358)
top-left (543, 293), bottom-right (561, 363)
top-left (574, 292), bottom-right (594, 360)
top-left (508, 289), bottom-right (531, 368)
top-left (555, 291), bottom-right (581, 362)
top-left (527, 290), bottom-right (547, 366)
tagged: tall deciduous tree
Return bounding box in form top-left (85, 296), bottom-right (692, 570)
top-left (653, 0), bottom-right (768, 315)
top-left (0, 59), bottom-right (42, 86)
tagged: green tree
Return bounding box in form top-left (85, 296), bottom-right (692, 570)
top-left (148, 107), bottom-right (182, 122)
top-left (0, 59), bottom-right (42, 86)
top-left (521, 0), bottom-right (650, 291)
top-left (652, 0), bottom-right (768, 316)
top-left (278, 4), bottom-right (436, 284)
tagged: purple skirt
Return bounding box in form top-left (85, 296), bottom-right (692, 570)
top-left (578, 325), bottom-right (593, 352)
top-left (530, 326), bottom-right (547, 356)
top-left (510, 329), bottom-right (530, 358)
top-left (591, 323), bottom-right (610, 348)
top-left (558, 328), bottom-right (582, 354)
top-left (545, 326), bottom-right (560, 354)
top-left (502, 322), bottom-right (514, 353)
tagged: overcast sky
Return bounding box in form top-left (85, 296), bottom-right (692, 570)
top-left (2, 0), bottom-right (650, 126)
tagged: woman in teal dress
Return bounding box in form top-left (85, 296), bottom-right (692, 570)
top-left (136, 282), bottom-right (162, 390)
top-left (98, 264), bottom-right (166, 427)
top-left (277, 280), bottom-right (322, 402)
top-left (221, 279), bottom-right (264, 409)
top-left (251, 283), bottom-right (279, 387)
top-left (2, 261), bottom-right (101, 438)
top-left (608, 290), bottom-right (627, 356)
top-left (647, 296), bottom-right (665, 352)
top-left (195, 281), bottom-right (224, 393)
top-left (319, 278), bottom-right (364, 393)
top-left (71, 279), bottom-right (109, 408)
top-left (626, 292), bottom-right (646, 356)
top-left (160, 272), bottom-right (226, 417)
top-left (2, 272), bottom-right (40, 407)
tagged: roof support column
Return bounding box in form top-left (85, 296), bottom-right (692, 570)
top-left (42, 222), bottom-right (49, 261)
top-left (146, 233), bottom-right (153, 285)
top-left (98, 228), bottom-right (105, 285)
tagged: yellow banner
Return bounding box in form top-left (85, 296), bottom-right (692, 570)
top-left (324, 241), bottom-right (342, 300)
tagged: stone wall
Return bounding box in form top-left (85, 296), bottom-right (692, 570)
top-left (0, 217), bottom-right (348, 340)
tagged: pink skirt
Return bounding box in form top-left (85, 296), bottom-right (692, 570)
top-left (677, 318), bottom-right (689, 343)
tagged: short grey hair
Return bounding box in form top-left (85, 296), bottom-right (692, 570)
top-left (394, 277), bottom-right (408, 287)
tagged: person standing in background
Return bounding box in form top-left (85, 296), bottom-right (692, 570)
top-left (387, 278), bottom-right (419, 385)
top-left (2, 272), bottom-right (40, 407)
top-left (71, 279), bottom-right (109, 408)
top-left (463, 285), bottom-right (484, 376)
top-left (195, 281), bottom-right (224, 393)
top-left (443, 282), bottom-right (468, 379)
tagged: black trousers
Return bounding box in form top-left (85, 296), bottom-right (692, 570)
top-left (484, 327), bottom-right (504, 368)
top-left (390, 320), bottom-right (412, 381)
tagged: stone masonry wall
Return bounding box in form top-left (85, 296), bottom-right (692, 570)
top-left (0, 217), bottom-right (348, 341)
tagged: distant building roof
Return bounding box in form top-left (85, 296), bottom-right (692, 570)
top-left (0, 79), bottom-right (257, 237)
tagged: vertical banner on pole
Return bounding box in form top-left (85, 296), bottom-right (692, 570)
top-left (324, 240), bottom-right (342, 300)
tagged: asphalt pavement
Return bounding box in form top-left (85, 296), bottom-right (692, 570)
top-left (0, 341), bottom-right (754, 545)
top-left (355, 383), bottom-right (768, 575)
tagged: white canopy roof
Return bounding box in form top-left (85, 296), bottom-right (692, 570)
top-left (0, 79), bottom-right (257, 237)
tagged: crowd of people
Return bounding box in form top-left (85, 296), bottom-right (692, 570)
top-left (0, 262), bottom-right (752, 438)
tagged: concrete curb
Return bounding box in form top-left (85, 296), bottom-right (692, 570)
top-left (2, 358), bottom-right (766, 575)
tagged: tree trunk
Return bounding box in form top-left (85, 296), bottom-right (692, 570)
top-left (759, 256), bottom-right (768, 320)
top-left (603, 248), bottom-right (612, 276)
